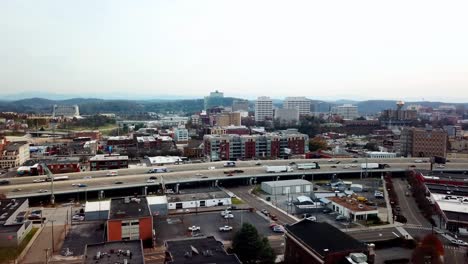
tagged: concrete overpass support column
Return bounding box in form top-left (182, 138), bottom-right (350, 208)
top-left (214, 180), bottom-right (218, 187)
top-left (143, 186), bottom-right (148, 196)
top-left (99, 190), bottom-right (105, 200)
top-left (175, 183), bottom-right (180, 194)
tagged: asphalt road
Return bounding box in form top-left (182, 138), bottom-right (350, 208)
top-left (393, 178), bottom-right (431, 227)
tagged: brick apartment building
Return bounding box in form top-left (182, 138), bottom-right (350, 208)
top-left (204, 129), bottom-right (308, 160)
top-left (400, 127), bottom-right (448, 157)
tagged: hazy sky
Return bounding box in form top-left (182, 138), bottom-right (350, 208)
top-left (1, 0), bottom-right (468, 102)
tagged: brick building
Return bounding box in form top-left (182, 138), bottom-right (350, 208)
top-left (400, 127), bottom-right (448, 157)
top-left (204, 129), bottom-right (308, 161)
top-left (89, 154), bottom-right (128, 171)
top-left (107, 197), bottom-right (153, 247)
top-left (284, 219), bottom-right (368, 264)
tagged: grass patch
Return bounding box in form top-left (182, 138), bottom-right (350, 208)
top-left (0, 227), bottom-right (38, 263)
top-left (231, 197), bottom-right (244, 205)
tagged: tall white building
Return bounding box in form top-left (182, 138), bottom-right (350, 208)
top-left (274, 108), bottom-right (299, 125)
top-left (331, 104), bottom-right (359, 120)
top-left (283, 97), bottom-right (311, 116)
top-left (174, 127), bottom-right (189, 142)
top-left (255, 97), bottom-right (273, 122)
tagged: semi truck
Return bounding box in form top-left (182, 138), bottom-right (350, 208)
top-left (265, 166), bottom-right (294, 173)
top-left (360, 163), bottom-right (380, 170)
top-left (297, 162), bottom-right (320, 170)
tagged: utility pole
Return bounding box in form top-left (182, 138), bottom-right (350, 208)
top-left (50, 220), bottom-right (56, 253)
top-left (44, 248), bottom-right (49, 264)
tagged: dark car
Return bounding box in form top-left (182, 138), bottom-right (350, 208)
top-left (322, 208), bottom-right (332, 214)
top-left (0, 180), bottom-right (10, 185)
top-left (149, 176), bottom-right (157, 180)
top-left (233, 170), bottom-right (244, 173)
top-left (114, 181), bottom-right (124, 184)
top-left (289, 162), bottom-right (296, 165)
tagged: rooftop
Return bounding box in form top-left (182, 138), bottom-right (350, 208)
top-left (431, 193), bottom-right (468, 214)
top-left (146, 196), bottom-right (168, 205)
top-left (329, 196), bottom-right (378, 212)
top-left (4, 141), bottom-right (28, 152)
top-left (83, 240), bottom-right (145, 264)
top-left (0, 222), bottom-right (30, 233)
top-left (286, 220), bottom-right (366, 256)
top-left (0, 198), bottom-right (27, 225)
top-left (426, 183), bottom-right (468, 196)
top-left (109, 197), bottom-right (150, 220)
top-left (23, 157), bottom-right (80, 166)
top-left (167, 188), bottom-right (230, 203)
top-left (85, 200), bottom-right (111, 213)
top-left (262, 179), bottom-right (311, 188)
top-left (165, 236), bottom-right (241, 264)
top-left (90, 154), bottom-right (129, 161)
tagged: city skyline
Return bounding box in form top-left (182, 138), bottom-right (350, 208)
top-left (1, 1), bottom-right (468, 102)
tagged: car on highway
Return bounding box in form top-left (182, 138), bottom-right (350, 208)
top-left (328, 159), bottom-right (335, 162)
top-left (38, 189), bottom-right (48, 193)
top-left (208, 166), bottom-right (216, 170)
top-left (409, 165), bottom-right (416, 168)
top-left (0, 179), bottom-right (10, 185)
top-left (195, 173), bottom-right (203, 176)
top-left (114, 181), bottom-right (124, 184)
top-left (83, 176), bottom-right (92, 179)
top-left (351, 164), bottom-right (358, 168)
top-left (343, 165), bottom-right (351, 169)
top-left (33, 178), bottom-right (46, 183)
top-left (106, 171), bottom-right (118, 176)
top-left (12, 188), bottom-right (22, 192)
top-left (77, 183), bottom-right (87, 188)
top-left (27, 214), bottom-right (42, 220)
top-left (331, 165), bottom-right (337, 168)
top-left (289, 161), bottom-right (296, 165)
top-left (436, 164), bottom-right (445, 169)
top-left (352, 160), bottom-right (358, 163)
top-left (219, 226), bottom-right (233, 232)
top-left (374, 191), bottom-right (384, 198)
top-left (201, 176), bottom-right (208, 178)
top-left (414, 159), bottom-right (423, 163)
top-left (322, 208), bottom-right (332, 214)
top-left (224, 214), bottom-right (234, 219)
top-left (188, 226), bottom-right (201, 231)
top-left (255, 161), bottom-right (262, 166)
top-left (149, 176), bottom-right (157, 180)
top-left (146, 179), bottom-right (156, 183)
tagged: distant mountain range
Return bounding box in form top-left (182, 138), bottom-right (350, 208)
top-left (0, 97), bottom-right (466, 115)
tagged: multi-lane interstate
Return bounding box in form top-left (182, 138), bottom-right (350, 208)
top-left (1, 158), bottom-right (468, 200)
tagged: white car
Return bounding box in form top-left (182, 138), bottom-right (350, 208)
top-left (328, 159), bottom-right (335, 162)
top-left (414, 159), bottom-right (423, 163)
top-left (106, 171), bottom-right (118, 176)
top-left (146, 179), bottom-right (156, 183)
top-left (33, 178), bottom-right (46, 183)
top-left (83, 176), bottom-right (92, 179)
top-left (436, 164), bottom-right (445, 169)
top-left (72, 215), bottom-right (84, 221)
top-left (219, 226), bottom-right (233, 232)
top-left (188, 226), bottom-right (201, 231)
top-left (38, 189), bottom-right (48, 193)
top-left (451, 239), bottom-right (468, 246)
top-left (221, 210), bottom-right (232, 216)
top-left (195, 173), bottom-right (203, 176)
top-left (208, 166), bottom-right (215, 170)
top-left (351, 164), bottom-right (358, 168)
top-left (224, 214), bottom-right (234, 219)
top-left (343, 165), bottom-right (351, 169)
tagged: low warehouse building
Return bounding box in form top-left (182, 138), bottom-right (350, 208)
top-left (84, 200), bottom-right (111, 221)
top-left (167, 187), bottom-right (231, 210)
top-left (147, 196), bottom-right (168, 216)
top-left (329, 196), bottom-right (379, 222)
top-left (261, 179), bottom-right (312, 195)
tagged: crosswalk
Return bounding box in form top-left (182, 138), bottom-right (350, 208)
top-left (444, 245), bottom-right (467, 253)
top-left (402, 224), bottom-right (433, 231)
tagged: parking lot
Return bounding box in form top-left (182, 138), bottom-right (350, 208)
top-left (154, 210), bottom-right (281, 246)
top-left (61, 222), bottom-right (105, 255)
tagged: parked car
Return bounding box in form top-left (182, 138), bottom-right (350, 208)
top-left (270, 214), bottom-right (278, 221)
top-left (83, 176), bottom-right (92, 179)
top-left (272, 225), bottom-right (285, 233)
top-left (221, 210), bottom-right (232, 216)
top-left (261, 209), bottom-right (269, 216)
top-left (33, 178), bottom-right (46, 183)
top-left (224, 214), bottom-right (234, 219)
top-left (451, 239), bottom-right (468, 246)
top-left (27, 214), bottom-right (42, 220)
top-left (219, 226), bottom-right (233, 232)
top-left (322, 208), bottom-right (332, 214)
top-left (336, 215), bottom-right (347, 221)
top-left (72, 215), bottom-right (84, 221)
top-left (188, 226), bottom-right (201, 231)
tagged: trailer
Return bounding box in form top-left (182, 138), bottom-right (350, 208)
top-left (360, 163), bottom-right (380, 170)
top-left (265, 166), bottom-right (293, 173)
top-left (46, 176), bottom-right (69, 181)
top-left (297, 163), bottom-right (320, 170)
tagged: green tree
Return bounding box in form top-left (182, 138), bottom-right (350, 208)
top-left (309, 137), bottom-right (328, 152)
top-left (232, 223), bottom-right (275, 264)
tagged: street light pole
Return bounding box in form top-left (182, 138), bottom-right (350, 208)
top-left (50, 220), bottom-right (56, 253)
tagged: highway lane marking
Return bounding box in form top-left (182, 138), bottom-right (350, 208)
top-left (392, 232), bottom-right (400, 238)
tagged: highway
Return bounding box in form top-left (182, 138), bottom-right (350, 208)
top-left (1, 158), bottom-right (468, 198)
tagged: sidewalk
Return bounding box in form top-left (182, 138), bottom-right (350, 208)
top-left (20, 223), bottom-right (65, 264)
